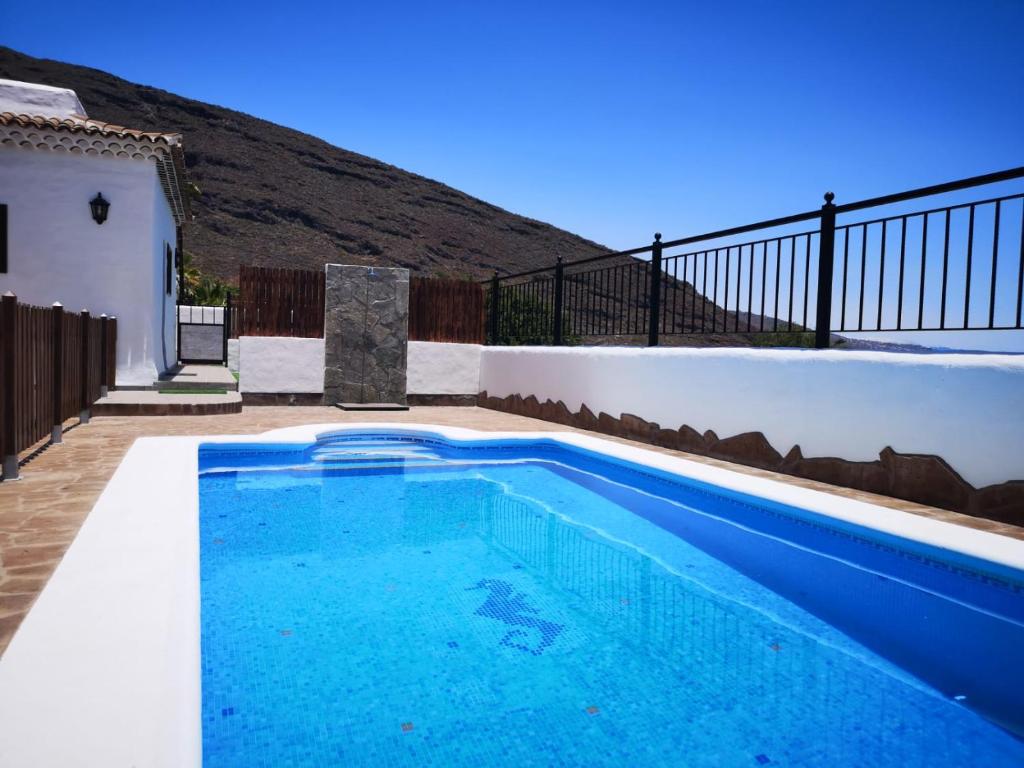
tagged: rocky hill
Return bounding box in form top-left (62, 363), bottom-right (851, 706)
top-left (0, 47), bottom-right (613, 282)
top-left (1, 47), bottom-right (809, 344)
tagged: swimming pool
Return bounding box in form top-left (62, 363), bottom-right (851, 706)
top-left (198, 429), bottom-right (1024, 767)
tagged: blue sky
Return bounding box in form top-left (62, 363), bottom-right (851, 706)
top-left (3, 1), bottom-right (1023, 348)
top-left (3, 1), bottom-right (1021, 249)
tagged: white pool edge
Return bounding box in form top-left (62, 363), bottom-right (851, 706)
top-left (0, 422), bottom-right (1021, 767)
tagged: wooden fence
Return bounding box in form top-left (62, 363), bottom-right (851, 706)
top-left (232, 266), bottom-right (485, 344)
top-left (0, 293), bottom-right (116, 480)
top-left (235, 265), bottom-right (326, 338)
top-left (409, 277), bottom-right (485, 344)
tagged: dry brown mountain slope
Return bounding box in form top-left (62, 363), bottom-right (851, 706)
top-left (1, 47), bottom-right (801, 343)
top-left (0, 46), bottom-right (613, 282)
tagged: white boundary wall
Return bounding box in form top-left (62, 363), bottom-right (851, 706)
top-left (239, 336), bottom-right (325, 393)
top-left (478, 346), bottom-right (1024, 488)
top-left (238, 338), bottom-right (482, 395)
top-left (233, 337), bottom-right (1023, 488)
top-left (227, 339), bottom-right (239, 375)
top-left (408, 341), bottom-right (482, 394)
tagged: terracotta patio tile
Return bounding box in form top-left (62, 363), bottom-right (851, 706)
top-left (0, 577), bottom-right (49, 595)
top-left (0, 403), bottom-right (1018, 658)
top-left (0, 594), bottom-right (38, 615)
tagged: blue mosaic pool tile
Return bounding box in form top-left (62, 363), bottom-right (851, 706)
top-left (197, 438), bottom-right (1024, 767)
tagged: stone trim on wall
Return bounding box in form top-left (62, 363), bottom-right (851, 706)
top-left (240, 393), bottom-right (325, 406)
top-left (241, 393), bottom-right (476, 406)
top-left (477, 391), bottom-right (1024, 526)
top-left (407, 394), bottom-right (478, 406)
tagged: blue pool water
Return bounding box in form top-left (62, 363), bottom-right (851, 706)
top-left (198, 432), bottom-right (1024, 767)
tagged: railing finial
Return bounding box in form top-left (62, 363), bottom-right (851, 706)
top-left (654, 232), bottom-right (662, 242)
top-left (823, 191), bottom-right (835, 205)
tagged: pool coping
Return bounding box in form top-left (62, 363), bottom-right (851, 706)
top-left (0, 422), bottom-right (1022, 767)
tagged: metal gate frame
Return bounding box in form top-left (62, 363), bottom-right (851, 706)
top-left (176, 296), bottom-right (232, 365)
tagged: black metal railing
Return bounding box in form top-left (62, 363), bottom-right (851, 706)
top-left (485, 166), bottom-right (1024, 347)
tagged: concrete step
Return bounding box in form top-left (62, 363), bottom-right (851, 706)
top-left (92, 390), bottom-right (242, 416)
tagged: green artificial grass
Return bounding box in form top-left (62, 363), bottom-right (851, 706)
top-left (158, 389), bottom-right (229, 395)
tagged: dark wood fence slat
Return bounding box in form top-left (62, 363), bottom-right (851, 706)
top-left (409, 277), bottom-right (485, 343)
top-left (236, 265), bottom-right (327, 338)
top-left (235, 266), bottom-right (482, 343)
top-left (0, 297), bottom-right (114, 474)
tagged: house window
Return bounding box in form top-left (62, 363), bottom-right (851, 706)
top-left (0, 204), bottom-right (7, 274)
top-left (165, 243), bottom-right (173, 295)
top-left (175, 247), bottom-right (182, 296)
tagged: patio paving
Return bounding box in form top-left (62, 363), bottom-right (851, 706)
top-left (0, 405), bottom-right (1020, 656)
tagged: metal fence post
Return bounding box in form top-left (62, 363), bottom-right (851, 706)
top-left (99, 313), bottom-right (109, 397)
top-left (176, 300), bottom-right (183, 366)
top-left (1, 292), bottom-right (18, 480)
top-left (52, 303), bottom-right (64, 444)
top-left (647, 233), bottom-right (663, 347)
top-left (552, 257), bottom-right (565, 345)
top-left (814, 192), bottom-right (837, 349)
top-left (79, 309), bottom-right (91, 424)
top-left (489, 271), bottom-right (500, 344)
top-left (223, 293), bottom-right (232, 366)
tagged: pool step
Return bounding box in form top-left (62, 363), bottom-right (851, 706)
top-left (311, 453), bottom-right (446, 465)
top-left (314, 459), bottom-right (453, 472)
top-left (310, 445), bottom-right (445, 464)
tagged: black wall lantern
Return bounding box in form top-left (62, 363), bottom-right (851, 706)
top-left (89, 192), bottom-right (110, 225)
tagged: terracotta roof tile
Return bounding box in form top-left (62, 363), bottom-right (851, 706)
top-left (0, 112), bottom-right (181, 145)
top-left (0, 110), bottom-right (191, 223)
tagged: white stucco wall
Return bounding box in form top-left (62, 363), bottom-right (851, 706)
top-left (479, 346), bottom-right (1024, 488)
top-left (408, 342), bottom-right (482, 394)
top-left (236, 338), bottom-right (483, 396)
top-left (0, 148), bottom-right (176, 385)
top-left (227, 339), bottom-right (239, 375)
top-left (238, 336), bottom-right (325, 393)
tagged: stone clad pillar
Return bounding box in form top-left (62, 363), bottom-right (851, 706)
top-left (323, 264), bottom-right (409, 405)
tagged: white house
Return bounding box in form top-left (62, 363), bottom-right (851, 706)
top-left (0, 79), bottom-right (189, 386)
